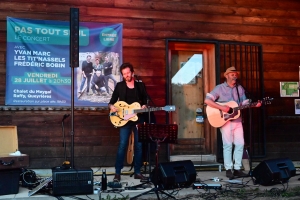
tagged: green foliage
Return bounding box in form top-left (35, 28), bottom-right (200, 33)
top-left (281, 186), bottom-right (300, 197)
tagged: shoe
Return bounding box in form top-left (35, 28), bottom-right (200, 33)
top-left (113, 174), bottom-right (121, 182)
top-left (92, 93), bottom-right (97, 96)
top-left (233, 169), bottom-right (248, 177)
top-left (226, 169), bottom-right (234, 179)
top-left (134, 173), bottom-right (147, 180)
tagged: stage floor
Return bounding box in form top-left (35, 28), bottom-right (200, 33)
top-left (1, 165), bottom-right (300, 200)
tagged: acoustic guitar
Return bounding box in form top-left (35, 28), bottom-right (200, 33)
top-left (109, 101), bottom-right (176, 127)
top-left (206, 97), bottom-right (273, 128)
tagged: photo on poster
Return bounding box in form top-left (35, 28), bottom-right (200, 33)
top-left (280, 82), bottom-right (299, 97)
top-left (77, 52), bottom-right (121, 103)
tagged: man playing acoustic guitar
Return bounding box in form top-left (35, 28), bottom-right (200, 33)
top-left (204, 66), bottom-right (261, 179)
top-left (108, 62), bottom-right (148, 182)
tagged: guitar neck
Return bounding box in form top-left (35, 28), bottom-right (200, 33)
top-left (234, 102), bottom-right (258, 111)
top-left (134, 107), bottom-right (163, 114)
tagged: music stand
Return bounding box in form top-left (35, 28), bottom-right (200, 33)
top-left (131, 123), bottom-right (178, 200)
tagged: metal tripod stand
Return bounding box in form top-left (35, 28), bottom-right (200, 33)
top-left (131, 123), bottom-right (178, 200)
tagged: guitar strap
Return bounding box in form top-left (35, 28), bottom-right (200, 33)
top-left (235, 84), bottom-right (244, 123)
top-left (235, 84), bottom-right (240, 104)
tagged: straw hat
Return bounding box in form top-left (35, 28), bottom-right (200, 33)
top-left (224, 66), bottom-right (239, 77)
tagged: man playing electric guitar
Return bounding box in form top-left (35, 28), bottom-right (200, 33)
top-left (204, 66), bottom-right (261, 179)
top-left (108, 62), bottom-right (148, 182)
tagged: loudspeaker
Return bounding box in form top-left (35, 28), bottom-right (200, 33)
top-left (52, 168), bottom-right (93, 195)
top-left (0, 169), bottom-right (20, 195)
top-left (70, 7), bottom-right (79, 68)
top-left (252, 158), bottom-right (296, 186)
top-left (151, 160), bottom-right (196, 190)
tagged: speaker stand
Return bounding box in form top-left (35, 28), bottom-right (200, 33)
top-left (131, 138), bottom-right (175, 200)
top-left (245, 104), bottom-right (257, 184)
top-left (131, 123), bottom-right (178, 200)
top-left (244, 147), bottom-right (256, 184)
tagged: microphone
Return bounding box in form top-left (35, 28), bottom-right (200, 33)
top-left (233, 77), bottom-right (239, 85)
top-left (62, 114), bottom-right (70, 121)
top-left (233, 78), bottom-right (240, 87)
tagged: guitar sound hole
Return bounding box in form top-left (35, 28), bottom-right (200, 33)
top-left (228, 108), bottom-right (233, 114)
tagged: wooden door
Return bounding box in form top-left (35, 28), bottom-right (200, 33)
top-left (167, 41), bottom-right (217, 155)
top-left (171, 51), bottom-right (204, 138)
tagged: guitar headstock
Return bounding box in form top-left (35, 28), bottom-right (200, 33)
top-left (262, 97), bottom-right (273, 105)
top-left (164, 105), bottom-right (176, 112)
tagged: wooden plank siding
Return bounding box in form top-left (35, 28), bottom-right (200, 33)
top-left (0, 0), bottom-right (300, 168)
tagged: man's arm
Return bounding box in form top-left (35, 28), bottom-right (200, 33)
top-left (108, 83), bottom-right (120, 112)
top-left (81, 61), bottom-right (87, 77)
top-left (90, 76), bottom-right (96, 86)
top-left (108, 103), bottom-right (117, 112)
top-left (108, 62), bottom-right (113, 68)
top-left (204, 98), bottom-right (230, 113)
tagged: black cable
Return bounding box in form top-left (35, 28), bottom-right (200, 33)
top-left (100, 189), bottom-right (127, 199)
top-left (85, 195), bottom-right (94, 200)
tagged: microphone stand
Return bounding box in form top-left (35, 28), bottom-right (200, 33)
top-left (236, 80), bottom-right (255, 184)
top-left (135, 75), bottom-right (154, 177)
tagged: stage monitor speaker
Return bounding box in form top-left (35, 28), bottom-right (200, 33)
top-left (151, 160), bottom-right (196, 190)
top-left (52, 168), bottom-right (93, 196)
top-left (70, 7), bottom-right (79, 68)
top-left (252, 157), bottom-right (296, 186)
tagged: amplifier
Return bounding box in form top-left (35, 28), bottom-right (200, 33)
top-left (52, 168), bottom-right (93, 196)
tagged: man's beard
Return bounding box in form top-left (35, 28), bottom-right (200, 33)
top-left (125, 76), bottom-right (132, 82)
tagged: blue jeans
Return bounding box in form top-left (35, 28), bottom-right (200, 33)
top-left (80, 75), bottom-right (92, 93)
top-left (104, 74), bottom-right (117, 94)
top-left (115, 122), bottom-right (143, 175)
top-left (91, 85), bottom-right (105, 94)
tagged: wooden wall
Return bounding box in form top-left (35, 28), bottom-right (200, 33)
top-left (1, 0), bottom-right (300, 168)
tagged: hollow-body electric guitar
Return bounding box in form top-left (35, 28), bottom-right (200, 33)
top-left (206, 97), bottom-right (273, 128)
top-left (109, 101), bottom-right (176, 127)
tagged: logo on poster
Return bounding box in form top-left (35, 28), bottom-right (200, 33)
top-left (100, 28), bottom-right (118, 47)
